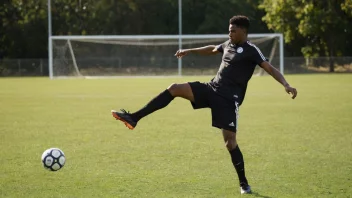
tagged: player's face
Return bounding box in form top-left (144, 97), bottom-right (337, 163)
top-left (229, 24), bottom-right (246, 44)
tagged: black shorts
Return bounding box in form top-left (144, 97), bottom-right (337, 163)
top-left (189, 81), bottom-right (240, 132)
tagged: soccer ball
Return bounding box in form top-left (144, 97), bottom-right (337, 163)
top-left (41, 148), bottom-right (66, 171)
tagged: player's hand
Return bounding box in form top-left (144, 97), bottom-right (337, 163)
top-left (175, 49), bottom-right (189, 58)
top-left (284, 84), bottom-right (297, 99)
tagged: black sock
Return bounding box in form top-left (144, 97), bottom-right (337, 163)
top-left (229, 145), bottom-right (248, 186)
top-left (131, 89), bottom-right (174, 121)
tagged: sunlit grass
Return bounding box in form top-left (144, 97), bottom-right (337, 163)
top-left (0, 74), bottom-right (351, 198)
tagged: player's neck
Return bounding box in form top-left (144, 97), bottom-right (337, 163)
top-left (237, 37), bottom-right (247, 45)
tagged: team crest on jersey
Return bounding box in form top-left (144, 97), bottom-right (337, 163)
top-left (237, 47), bottom-right (243, 53)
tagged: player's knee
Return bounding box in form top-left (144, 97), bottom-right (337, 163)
top-left (167, 83), bottom-right (180, 96)
top-left (225, 140), bottom-right (237, 151)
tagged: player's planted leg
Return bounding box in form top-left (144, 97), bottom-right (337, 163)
top-left (223, 129), bottom-right (251, 194)
top-left (230, 146), bottom-right (251, 194)
top-left (112, 83), bottom-right (194, 130)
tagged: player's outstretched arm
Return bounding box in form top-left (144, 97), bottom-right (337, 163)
top-left (175, 45), bottom-right (219, 58)
top-left (260, 61), bottom-right (298, 99)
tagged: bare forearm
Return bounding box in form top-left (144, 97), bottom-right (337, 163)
top-left (186, 45), bottom-right (217, 55)
top-left (261, 62), bottom-right (297, 98)
top-left (269, 67), bottom-right (289, 86)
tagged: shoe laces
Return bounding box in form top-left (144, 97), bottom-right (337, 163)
top-left (120, 109), bottom-right (130, 114)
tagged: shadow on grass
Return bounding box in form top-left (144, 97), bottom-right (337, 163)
top-left (249, 191), bottom-right (272, 198)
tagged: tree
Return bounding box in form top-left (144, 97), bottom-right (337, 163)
top-left (51, 0), bottom-right (97, 35)
top-left (1, 0), bottom-right (47, 58)
top-left (260, 0), bottom-right (352, 72)
top-left (341, 0), bottom-right (352, 16)
top-left (0, 0), bottom-right (270, 60)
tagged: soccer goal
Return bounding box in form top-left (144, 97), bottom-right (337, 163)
top-left (49, 34), bottom-right (283, 79)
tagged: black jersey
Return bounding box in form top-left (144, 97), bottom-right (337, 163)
top-left (209, 40), bottom-right (267, 105)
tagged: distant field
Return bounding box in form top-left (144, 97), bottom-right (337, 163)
top-left (0, 74), bottom-right (351, 198)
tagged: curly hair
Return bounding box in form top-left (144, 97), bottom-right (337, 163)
top-left (229, 15), bottom-right (250, 31)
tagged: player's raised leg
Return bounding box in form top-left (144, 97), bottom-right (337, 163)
top-left (223, 129), bottom-right (251, 194)
top-left (111, 83), bottom-right (194, 130)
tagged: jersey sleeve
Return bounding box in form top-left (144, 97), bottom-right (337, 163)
top-left (250, 45), bottom-right (268, 66)
top-left (215, 41), bottom-right (228, 53)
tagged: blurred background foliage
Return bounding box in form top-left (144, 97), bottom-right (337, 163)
top-left (1, 0), bottom-right (351, 63)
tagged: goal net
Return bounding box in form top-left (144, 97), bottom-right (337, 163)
top-left (49, 34), bottom-right (283, 78)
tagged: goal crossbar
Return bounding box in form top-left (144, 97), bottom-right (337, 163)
top-left (51, 34), bottom-right (283, 40)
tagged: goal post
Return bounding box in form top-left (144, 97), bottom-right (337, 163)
top-left (49, 34), bottom-right (283, 79)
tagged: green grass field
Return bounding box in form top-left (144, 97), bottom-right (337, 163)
top-left (1, 74), bottom-right (352, 198)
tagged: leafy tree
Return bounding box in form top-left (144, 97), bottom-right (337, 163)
top-left (1, 0), bottom-right (47, 58)
top-left (260, 0), bottom-right (352, 72)
top-left (341, 0), bottom-right (352, 16)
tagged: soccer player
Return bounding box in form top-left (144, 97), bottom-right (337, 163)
top-left (111, 15), bottom-right (297, 194)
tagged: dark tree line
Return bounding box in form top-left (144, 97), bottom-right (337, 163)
top-left (1, 0), bottom-right (351, 72)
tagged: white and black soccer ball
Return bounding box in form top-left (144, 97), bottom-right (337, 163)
top-left (41, 148), bottom-right (66, 171)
